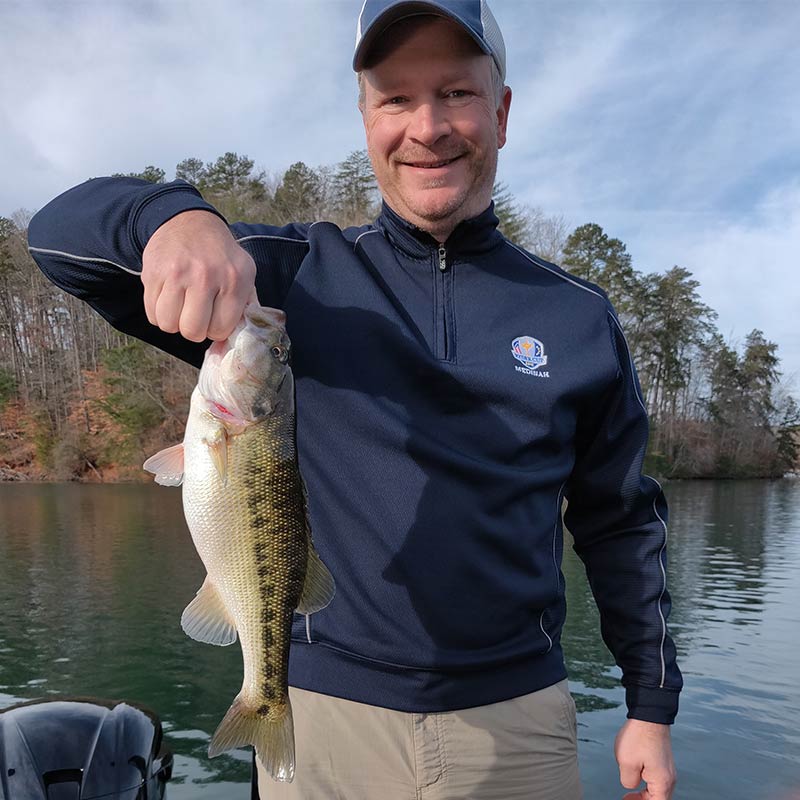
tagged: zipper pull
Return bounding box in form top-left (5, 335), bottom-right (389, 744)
top-left (438, 244), bottom-right (447, 272)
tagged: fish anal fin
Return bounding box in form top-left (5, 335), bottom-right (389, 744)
top-left (142, 442), bottom-right (184, 486)
top-left (181, 576), bottom-right (237, 646)
top-left (209, 693), bottom-right (295, 783)
top-left (296, 546), bottom-right (335, 615)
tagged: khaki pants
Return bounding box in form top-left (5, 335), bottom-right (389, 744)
top-left (258, 680), bottom-right (582, 800)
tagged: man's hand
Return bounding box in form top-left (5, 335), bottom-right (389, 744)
top-left (614, 719), bottom-right (676, 799)
top-left (142, 210), bottom-right (258, 342)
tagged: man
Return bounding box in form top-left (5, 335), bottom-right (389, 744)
top-left (27, 1), bottom-right (682, 798)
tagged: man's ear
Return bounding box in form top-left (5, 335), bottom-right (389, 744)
top-left (497, 86), bottom-right (512, 149)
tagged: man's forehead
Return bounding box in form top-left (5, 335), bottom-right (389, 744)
top-left (361, 15), bottom-right (486, 70)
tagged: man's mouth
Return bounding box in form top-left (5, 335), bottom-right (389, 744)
top-left (403, 156), bottom-right (461, 169)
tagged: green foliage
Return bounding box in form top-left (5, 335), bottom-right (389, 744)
top-left (0, 367), bottom-right (15, 411)
top-left (29, 409), bottom-right (56, 469)
top-left (96, 341), bottom-right (166, 457)
top-left (205, 152), bottom-right (255, 193)
top-left (332, 150), bottom-right (378, 225)
top-left (175, 157), bottom-right (208, 189)
top-left (493, 181), bottom-right (530, 245)
top-left (775, 397), bottom-right (800, 473)
top-left (112, 166), bottom-right (166, 184)
top-left (562, 223), bottom-right (637, 315)
top-left (272, 161), bottom-right (324, 223)
top-left (741, 329), bottom-right (780, 424)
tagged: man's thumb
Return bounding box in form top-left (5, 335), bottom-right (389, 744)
top-left (619, 761), bottom-right (643, 790)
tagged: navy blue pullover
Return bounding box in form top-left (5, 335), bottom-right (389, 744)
top-left (28, 178), bottom-right (682, 724)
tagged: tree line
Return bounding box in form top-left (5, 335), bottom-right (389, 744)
top-left (0, 151), bottom-right (797, 480)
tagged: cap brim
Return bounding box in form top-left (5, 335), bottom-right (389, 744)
top-left (353, 1), bottom-right (492, 71)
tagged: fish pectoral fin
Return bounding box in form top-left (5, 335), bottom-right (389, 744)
top-left (181, 576), bottom-right (238, 646)
top-left (142, 442), bottom-right (185, 486)
top-left (202, 427), bottom-right (229, 484)
top-left (295, 546), bottom-right (336, 615)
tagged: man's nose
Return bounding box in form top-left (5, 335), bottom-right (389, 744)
top-left (407, 101), bottom-right (451, 145)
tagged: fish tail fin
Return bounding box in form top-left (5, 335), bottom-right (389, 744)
top-left (208, 693), bottom-right (295, 783)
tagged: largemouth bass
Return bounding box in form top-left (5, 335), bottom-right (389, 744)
top-left (143, 303), bottom-right (335, 782)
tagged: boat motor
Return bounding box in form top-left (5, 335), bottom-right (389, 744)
top-left (0, 697), bottom-right (173, 799)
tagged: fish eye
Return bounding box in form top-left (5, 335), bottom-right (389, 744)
top-left (270, 345), bottom-right (288, 363)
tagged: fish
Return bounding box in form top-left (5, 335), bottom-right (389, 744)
top-left (143, 303), bottom-right (335, 782)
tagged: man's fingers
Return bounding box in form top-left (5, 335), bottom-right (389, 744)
top-left (142, 270), bottom-right (163, 327)
top-left (153, 286), bottom-right (186, 335)
top-left (140, 211), bottom-right (259, 341)
top-left (206, 291), bottom-right (250, 341)
top-left (179, 287), bottom-right (216, 343)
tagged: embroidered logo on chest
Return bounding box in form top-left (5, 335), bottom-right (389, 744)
top-left (511, 336), bottom-right (550, 378)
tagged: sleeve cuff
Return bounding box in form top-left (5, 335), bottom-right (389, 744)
top-left (130, 182), bottom-right (229, 253)
top-left (625, 685), bottom-right (680, 724)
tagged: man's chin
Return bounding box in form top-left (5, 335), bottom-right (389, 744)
top-left (404, 191), bottom-right (470, 224)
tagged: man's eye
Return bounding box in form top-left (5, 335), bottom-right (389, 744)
top-left (447, 89), bottom-right (471, 99)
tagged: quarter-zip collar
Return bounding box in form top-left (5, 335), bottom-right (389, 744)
top-left (376, 201), bottom-right (503, 260)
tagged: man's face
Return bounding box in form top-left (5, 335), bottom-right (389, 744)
top-left (360, 16), bottom-right (511, 240)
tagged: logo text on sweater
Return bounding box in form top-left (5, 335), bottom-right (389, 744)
top-left (511, 336), bottom-right (550, 378)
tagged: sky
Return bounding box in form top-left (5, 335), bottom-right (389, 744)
top-left (1, 0), bottom-right (798, 392)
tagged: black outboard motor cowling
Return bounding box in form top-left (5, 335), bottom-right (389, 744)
top-left (0, 697), bottom-right (173, 799)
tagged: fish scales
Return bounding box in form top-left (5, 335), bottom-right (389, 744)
top-left (144, 304), bottom-right (335, 783)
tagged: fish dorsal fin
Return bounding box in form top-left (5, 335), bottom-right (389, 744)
top-left (143, 443), bottom-right (185, 486)
top-left (296, 545), bottom-right (335, 615)
top-left (181, 576), bottom-right (238, 646)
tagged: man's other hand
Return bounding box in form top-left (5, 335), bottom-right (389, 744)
top-left (614, 719), bottom-right (676, 799)
top-left (142, 210), bottom-right (258, 342)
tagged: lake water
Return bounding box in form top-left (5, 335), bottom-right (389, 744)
top-left (1, 480), bottom-right (799, 799)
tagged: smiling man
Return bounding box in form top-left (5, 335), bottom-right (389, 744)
top-left (28, 1), bottom-right (682, 798)
top-left (358, 14), bottom-right (511, 241)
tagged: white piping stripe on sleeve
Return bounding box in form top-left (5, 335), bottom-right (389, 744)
top-left (538, 611), bottom-right (553, 653)
top-left (504, 240), bottom-right (606, 301)
top-left (648, 475), bottom-right (668, 688)
top-left (544, 480), bottom-right (568, 654)
top-left (28, 246), bottom-right (140, 276)
top-left (606, 308), bottom-right (669, 688)
top-left (235, 234), bottom-right (310, 244)
top-left (305, 613), bottom-right (312, 644)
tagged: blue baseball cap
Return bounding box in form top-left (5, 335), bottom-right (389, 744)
top-left (354, 0), bottom-right (506, 81)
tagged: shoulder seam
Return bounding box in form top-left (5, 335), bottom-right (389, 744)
top-left (607, 311), bottom-right (647, 415)
top-left (503, 240), bottom-right (606, 301)
top-left (28, 246), bottom-right (139, 276)
top-left (353, 229), bottom-right (381, 250)
top-left (235, 234), bottom-right (310, 244)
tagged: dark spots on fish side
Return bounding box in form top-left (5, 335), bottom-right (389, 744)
top-left (257, 704), bottom-right (270, 717)
top-left (264, 663), bottom-right (275, 679)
